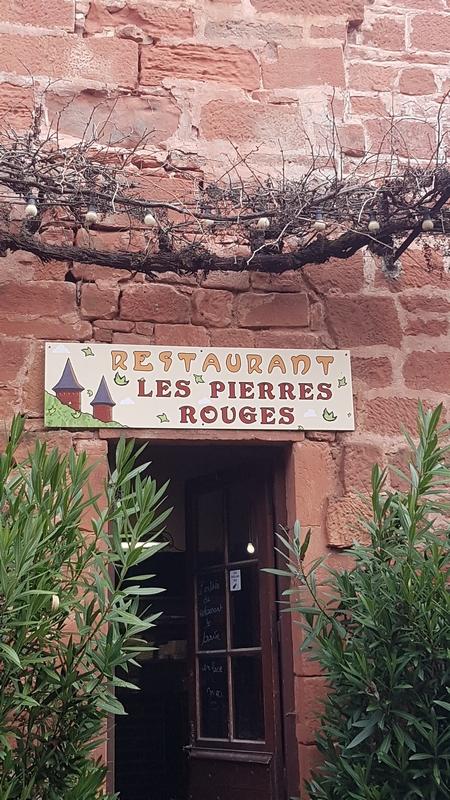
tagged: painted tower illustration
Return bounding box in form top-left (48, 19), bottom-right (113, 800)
top-left (91, 376), bottom-right (116, 423)
top-left (52, 358), bottom-right (84, 411)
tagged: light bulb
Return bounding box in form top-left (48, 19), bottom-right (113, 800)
top-left (368, 215), bottom-right (380, 233)
top-left (421, 214), bottom-right (434, 232)
top-left (85, 206), bottom-right (98, 225)
top-left (313, 210), bottom-right (326, 232)
top-left (51, 594), bottom-right (60, 612)
top-left (144, 211), bottom-right (157, 228)
top-left (256, 216), bottom-right (270, 230)
top-left (246, 542), bottom-right (255, 555)
top-left (25, 198), bottom-right (38, 218)
top-left (203, 218), bottom-right (214, 228)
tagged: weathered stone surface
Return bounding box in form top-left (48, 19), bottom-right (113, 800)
top-left (263, 47), bottom-right (345, 89)
top-left (303, 254), bottom-right (364, 294)
top-left (350, 356), bottom-right (393, 387)
top-left (0, 336), bottom-right (32, 384)
top-left (347, 62), bottom-right (397, 91)
top-left (85, 1), bottom-right (194, 38)
top-left (209, 328), bottom-right (255, 346)
top-left (296, 676), bottom-right (328, 744)
top-left (0, 0), bottom-right (74, 30)
top-left (46, 89), bottom-right (180, 145)
top-left (236, 292), bottom-right (309, 328)
top-left (363, 397), bottom-right (427, 435)
top-left (399, 67), bottom-right (436, 94)
top-left (154, 324), bottom-right (209, 346)
top-left (403, 351), bottom-right (450, 392)
top-left (343, 443), bottom-right (383, 493)
top-left (80, 284), bottom-right (119, 320)
top-left (192, 289), bottom-right (233, 328)
top-left (325, 296), bottom-right (402, 346)
top-left (399, 294), bottom-right (450, 312)
top-left (254, 330), bottom-right (322, 348)
top-left (411, 13), bottom-right (450, 50)
top-left (251, 0), bottom-right (363, 17)
top-left (0, 83), bottom-right (34, 129)
top-left (403, 317), bottom-right (448, 337)
top-left (327, 494), bottom-right (370, 547)
top-left (201, 98), bottom-right (301, 145)
top-left (0, 34), bottom-right (138, 87)
top-left (362, 16), bottom-right (405, 50)
top-left (120, 284), bottom-right (190, 323)
top-left (141, 44), bottom-right (260, 89)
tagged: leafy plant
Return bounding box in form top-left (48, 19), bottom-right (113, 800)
top-left (0, 415), bottom-right (170, 799)
top-left (269, 404), bottom-right (450, 800)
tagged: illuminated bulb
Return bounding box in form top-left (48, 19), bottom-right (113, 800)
top-left (84, 206), bottom-right (98, 226)
top-left (368, 214), bottom-right (380, 233)
top-left (246, 542), bottom-right (255, 555)
top-left (144, 211), bottom-right (157, 228)
top-left (421, 213), bottom-right (434, 232)
top-left (256, 216), bottom-right (270, 231)
top-left (313, 210), bottom-right (326, 232)
top-left (51, 594), bottom-right (60, 612)
top-left (24, 197), bottom-right (38, 218)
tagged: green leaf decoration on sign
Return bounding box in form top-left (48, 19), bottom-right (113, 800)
top-left (323, 409), bottom-right (337, 423)
top-left (71, 410), bottom-right (81, 419)
top-left (87, 389), bottom-right (93, 397)
top-left (114, 373), bottom-right (129, 386)
top-left (81, 346), bottom-right (94, 357)
top-left (193, 374), bottom-right (204, 384)
top-left (157, 413), bottom-right (169, 423)
top-left (337, 376), bottom-right (347, 388)
top-left (297, 425), bottom-right (305, 430)
top-left (47, 407), bottom-right (56, 416)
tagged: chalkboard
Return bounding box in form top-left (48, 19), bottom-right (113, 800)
top-left (197, 572), bottom-right (226, 651)
top-left (199, 656), bottom-right (228, 739)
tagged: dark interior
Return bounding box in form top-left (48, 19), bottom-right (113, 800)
top-left (112, 443), bottom-right (280, 800)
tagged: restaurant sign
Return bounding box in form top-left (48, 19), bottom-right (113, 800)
top-left (44, 342), bottom-right (354, 431)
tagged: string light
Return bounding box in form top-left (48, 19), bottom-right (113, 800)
top-left (24, 197), bottom-right (38, 218)
top-left (84, 205), bottom-right (98, 226)
top-left (421, 213), bottom-right (434, 232)
top-left (256, 216), bottom-right (270, 230)
top-left (51, 594), bottom-right (60, 612)
top-left (313, 210), bottom-right (326, 232)
top-left (246, 542), bottom-right (255, 555)
top-left (368, 214), bottom-right (380, 233)
top-left (144, 211), bottom-right (157, 228)
top-left (203, 217), bottom-right (214, 228)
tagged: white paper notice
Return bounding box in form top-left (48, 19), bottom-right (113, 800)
top-left (229, 570), bottom-right (241, 592)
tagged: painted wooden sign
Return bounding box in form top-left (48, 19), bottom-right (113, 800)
top-left (44, 342), bottom-right (355, 431)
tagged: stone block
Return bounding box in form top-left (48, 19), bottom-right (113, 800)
top-left (191, 289), bottom-right (233, 328)
top-left (120, 284), bottom-right (190, 323)
top-left (141, 44), bottom-right (260, 89)
top-left (325, 296), bottom-right (401, 347)
top-left (262, 46), bottom-right (345, 89)
top-left (236, 292), bottom-right (309, 328)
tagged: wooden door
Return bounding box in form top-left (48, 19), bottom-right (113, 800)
top-left (186, 465), bottom-right (284, 800)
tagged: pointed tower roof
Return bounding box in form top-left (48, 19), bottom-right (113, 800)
top-left (91, 376), bottom-right (115, 407)
top-left (53, 358), bottom-right (84, 393)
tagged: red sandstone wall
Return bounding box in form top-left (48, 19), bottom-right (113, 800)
top-left (1, 0), bottom-right (450, 793)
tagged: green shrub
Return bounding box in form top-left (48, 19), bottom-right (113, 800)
top-left (0, 416), bottom-right (170, 799)
top-left (270, 405), bottom-right (450, 800)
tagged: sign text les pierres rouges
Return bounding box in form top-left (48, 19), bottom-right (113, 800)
top-left (44, 342), bottom-right (354, 431)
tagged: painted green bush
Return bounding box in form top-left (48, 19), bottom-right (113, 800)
top-left (45, 392), bottom-right (124, 428)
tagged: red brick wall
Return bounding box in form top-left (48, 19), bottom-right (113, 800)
top-left (1, 0), bottom-right (450, 794)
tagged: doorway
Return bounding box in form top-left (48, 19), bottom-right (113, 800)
top-left (113, 443), bottom-right (294, 800)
